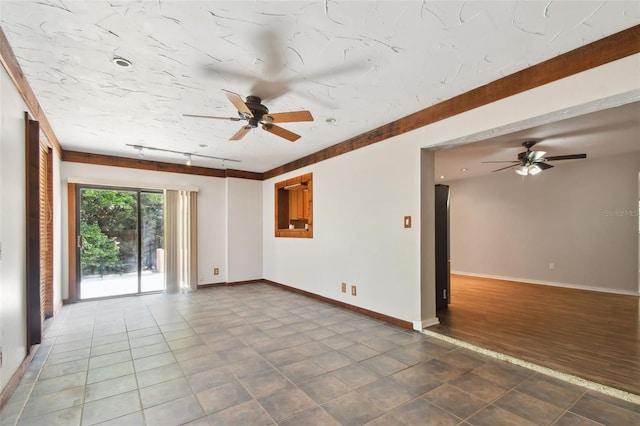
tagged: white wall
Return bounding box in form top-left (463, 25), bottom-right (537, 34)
top-left (262, 54), bottom-right (640, 324)
top-left (263, 137), bottom-right (422, 323)
top-left (0, 63), bottom-right (29, 391)
top-left (59, 163), bottom-right (230, 294)
top-left (226, 178), bottom-right (263, 282)
top-left (449, 151), bottom-right (640, 294)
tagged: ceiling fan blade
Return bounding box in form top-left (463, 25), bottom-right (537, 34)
top-left (230, 126), bottom-right (251, 141)
top-left (491, 164), bottom-right (520, 173)
top-left (222, 90), bottom-right (253, 118)
top-left (283, 60), bottom-right (368, 85)
top-left (262, 123), bottom-right (301, 142)
top-left (264, 111), bottom-right (314, 123)
top-left (255, 28), bottom-right (285, 77)
top-left (481, 161), bottom-right (519, 164)
top-left (183, 114), bottom-right (241, 121)
top-left (203, 65), bottom-right (255, 81)
top-left (536, 162), bottom-right (554, 170)
top-left (529, 150), bottom-right (546, 161)
top-left (545, 153), bottom-right (587, 161)
top-left (250, 79), bottom-right (290, 102)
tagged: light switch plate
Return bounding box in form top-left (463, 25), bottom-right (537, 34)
top-left (404, 216), bottom-right (411, 228)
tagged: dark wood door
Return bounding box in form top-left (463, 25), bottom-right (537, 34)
top-left (25, 116), bottom-right (42, 348)
top-left (435, 184), bottom-right (450, 311)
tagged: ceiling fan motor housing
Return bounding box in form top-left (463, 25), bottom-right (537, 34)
top-left (186, 89), bottom-right (313, 141)
top-left (242, 96), bottom-right (269, 127)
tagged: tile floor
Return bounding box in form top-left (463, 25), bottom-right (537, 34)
top-left (1, 283), bottom-right (638, 425)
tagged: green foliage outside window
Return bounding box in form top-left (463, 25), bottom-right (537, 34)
top-left (80, 189), bottom-right (163, 277)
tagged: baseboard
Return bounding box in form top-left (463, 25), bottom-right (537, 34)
top-left (228, 279), bottom-right (263, 287)
top-left (198, 279), bottom-right (262, 289)
top-left (197, 282), bottom-right (227, 288)
top-left (0, 345), bottom-right (39, 409)
top-left (263, 279), bottom-right (413, 330)
top-left (451, 271), bottom-right (640, 296)
top-left (57, 278), bottom-right (422, 331)
top-left (413, 318), bottom-right (440, 331)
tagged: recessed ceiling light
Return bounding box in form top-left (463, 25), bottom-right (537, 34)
top-left (325, 117), bottom-right (336, 123)
top-left (460, 168), bottom-right (468, 172)
top-left (112, 56), bottom-right (133, 68)
top-left (440, 175), bottom-right (445, 179)
top-left (199, 144), bottom-right (208, 148)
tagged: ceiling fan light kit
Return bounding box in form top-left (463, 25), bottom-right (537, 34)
top-left (184, 90), bottom-right (314, 142)
top-left (515, 164), bottom-right (542, 176)
top-left (483, 140), bottom-right (587, 176)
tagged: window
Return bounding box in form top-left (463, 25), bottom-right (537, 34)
top-left (275, 173), bottom-right (313, 238)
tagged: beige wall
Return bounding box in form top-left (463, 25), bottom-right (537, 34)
top-left (449, 151), bottom-right (640, 294)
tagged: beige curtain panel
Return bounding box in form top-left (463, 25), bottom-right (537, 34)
top-left (164, 189), bottom-right (198, 292)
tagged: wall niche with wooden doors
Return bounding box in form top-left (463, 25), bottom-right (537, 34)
top-left (275, 173), bottom-right (313, 238)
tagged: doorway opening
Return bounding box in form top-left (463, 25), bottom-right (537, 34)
top-left (76, 185), bottom-right (164, 299)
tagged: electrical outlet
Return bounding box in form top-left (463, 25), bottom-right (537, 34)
top-left (549, 262), bottom-right (555, 271)
top-left (214, 268), bottom-right (219, 275)
top-left (199, 275), bottom-right (204, 281)
top-left (351, 285), bottom-right (357, 296)
top-left (341, 282), bottom-right (346, 293)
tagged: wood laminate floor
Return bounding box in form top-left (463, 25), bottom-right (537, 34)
top-left (429, 275), bottom-right (640, 395)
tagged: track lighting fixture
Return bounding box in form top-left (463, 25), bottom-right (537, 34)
top-left (126, 144), bottom-right (240, 165)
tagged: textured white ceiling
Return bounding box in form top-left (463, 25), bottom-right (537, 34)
top-left (1, 1), bottom-right (638, 172)
top-left (434, 100), bottom-right (640, 183)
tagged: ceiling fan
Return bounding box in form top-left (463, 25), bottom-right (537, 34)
top-left (201, 28), bottom-right (365, 106)
top-left (184, 90), bottom-right (313, 142)
top-left (483, 140), bottom-right (587, 175)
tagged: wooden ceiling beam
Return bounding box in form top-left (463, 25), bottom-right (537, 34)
top-left (264, 25), bottom-right (640, 180)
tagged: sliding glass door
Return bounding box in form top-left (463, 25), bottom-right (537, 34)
top-left (77, 186), bottom-right (164, 299)
top-left (140, 192), bottom-right (165, 293)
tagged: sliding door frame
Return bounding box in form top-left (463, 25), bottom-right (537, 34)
top-left (73, 184), bottom-right (163, 300)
